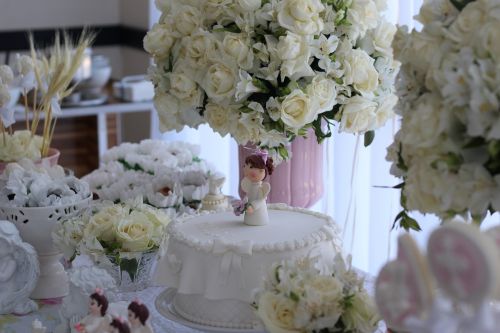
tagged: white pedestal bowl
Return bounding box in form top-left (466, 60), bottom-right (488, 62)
top-left (0, 196), bottom-right (91, 299)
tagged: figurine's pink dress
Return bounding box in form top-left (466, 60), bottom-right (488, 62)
top-left (241, 178), bottom-right (270, 226)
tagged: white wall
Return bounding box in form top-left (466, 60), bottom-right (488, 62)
top-left (0, 0), bottom-right (120, 30)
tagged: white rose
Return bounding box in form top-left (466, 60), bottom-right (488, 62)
top-left (154, 0), bottom-right (170, 12)
top-left (280, 89), bottom-right (319, 130)
top-left (154, 92), bottom-right (185, 132)
top-left (204, 102), bottom-right (236, 137)
top-left (304, 275), bottom-right (343, 307)
top-left (475, 20), bottom-right (500, 61)
top-left (408, 30), bottom-right (443, 73)
top-left (277, 0), bottom-right (325, 35)
top-left (116, 211), bottom-right (155, 252)
top-left (342, 292), bottom-right (380, 333)
top-left (222, 34), bottom-right (254, 70)
top-left (85, 205), bottom-right (125, 242)
top-left (339, 95), bottom-right (377, 133)
top-left (0, 65), bottom-right (14, 85)
top-left (342, 48), bottom-right (379, 94)
top-left (277, 32), bottom-right (314, 80)
top-left (173, 5), bottom-right (202, 35)
top-left (257, 292), bottom-right (302, 333)
top-left (0, 131), bottom-right (43, 162)
top-left (202, 62), bottom-right (237, 103)
top-left (306, 75), bottom-right (337, 113)
top-left (144, 23), bottom-right (175, 59)
top-left (448, 1), bottom-right (485, 44)
top-left (237, 0), bottom-right (261, 11)
top-left (169, 66), bottom-right (203, 106)
top-left (415, 0), bottom-right (459, 26)
top-left (374, 94), bottom-right (397, 128)
top-left (181, 32), bottom-right (217, 67)
top-left (137, 204), bottom-right (170, 245)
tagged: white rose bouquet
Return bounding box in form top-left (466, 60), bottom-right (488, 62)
top-left (0, 159), bottom-right (91, 207)
top-left (54, 199), bottom-right (170, 259)
top-left (83, 139), bottom-right (214, 215)
top-left (387, 0), bottom-right (500, 230)
top-left (255, 254), bottom-right (380, 333)
top-left (145, 0), bottom-right (398, 160)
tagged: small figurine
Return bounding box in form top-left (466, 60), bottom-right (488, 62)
top-left (237, 150), bottom-right (274, 226)
top-left (128, 299), bottom-right (154, 333)
top-left (74, 288), bottom-right (110, 333)
top-left (201, 172), bottom-right (229, 212)
top-left (0, 220), bottom-right (39, 315)
top-left (109, 316), bottom-right (131, 333)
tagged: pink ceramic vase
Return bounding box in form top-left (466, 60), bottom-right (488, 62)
top-left (238, 130), bottom-right (323, 208)
top-left (0, 148), bottom-right (60, 174)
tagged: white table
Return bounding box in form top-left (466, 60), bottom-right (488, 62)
top-left (13, 99), bottom-right (157, 160)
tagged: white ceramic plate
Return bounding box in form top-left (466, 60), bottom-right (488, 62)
top-left (155, 289), bottom-right (266, 333)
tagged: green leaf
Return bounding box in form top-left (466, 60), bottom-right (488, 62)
top-left (393, 182), bottom-right (405, 189)
top-left (401, 215), bottom-right (422, 232)
top-left (289, 291), bottom-right (300, 302)
top-left (450, 0), bottom-right (475, 11)
top-left (488, 140), bottom-right (500, 158)
top-left (364, 131), bottom-right (375, 147)
top-left (120, 257), bottom-right (139, 282)
top-left (277, 146), bottom-right (290, 160)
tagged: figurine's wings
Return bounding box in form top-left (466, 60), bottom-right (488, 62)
top-left (241, 177), bottom-right (251, 194)
top-left (261, 182), bottom-right (271, 198)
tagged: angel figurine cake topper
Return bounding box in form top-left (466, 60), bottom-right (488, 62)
top-left (233, 149), bottom-right (274, 226)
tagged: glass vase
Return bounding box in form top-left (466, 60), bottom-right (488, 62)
top-left (94, 250), bottom-right (157, 292)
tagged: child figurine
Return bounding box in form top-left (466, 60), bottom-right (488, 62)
top-left (74, 288), bottom-right (110, 333)
top-left (238, 150), bottom-right (274, 226)
top-left (109, 317), bottom-right (131, 333)
top-left (128, 299), bottom-right (154, 333)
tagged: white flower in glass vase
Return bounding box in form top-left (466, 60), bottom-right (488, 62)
top-left (339, 95), bottom-right (377, 133)
top-left (277, 32), bottom-right (314, 80)
top-left (202, 61), bottom-right (238, 103)
top-left (276, 0), bottom-right (325, 35)
top-left (280, 89), bottom-right (319, 130)
top-left (85, 205), bottom-right (125, 243)
top-left (116, 211), bottom-right (155, 252)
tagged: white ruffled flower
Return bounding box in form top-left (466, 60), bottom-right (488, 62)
top-left (340, 44), bottom-right (379, 95)
top-left (204, 102), bottom-right (238, 137)
top-left (154, 92), bottom-right (185, 132)
top-left (235, 70), bottom-right (261, 101)
top-left (180, 31), bottom-right (217, 68)
top-left (311, 34), bottom-right (339, 59)
top-left (306, 74), bottom-right (337, 113)
top-left (237, 0), bottom-right (262, 11)
top-left (277, 32), bottom-right (314, 80)
top-left (276, 0), bottom-right (325, 35)
top-left (173, 5), bottom-right (202, 35)
top-left (169, 64), bottom-right (203, 107)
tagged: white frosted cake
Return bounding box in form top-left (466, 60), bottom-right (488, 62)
top-left (154, 203), bottom-right (342, 329)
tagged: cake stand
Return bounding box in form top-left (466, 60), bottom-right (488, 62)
top-left (155, 288), bottom-right (266, 333)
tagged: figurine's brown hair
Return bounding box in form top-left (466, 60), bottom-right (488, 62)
top-left (128, 301), bottom-right (149, 325)
top-left (110, 318), bottom-right (131, 333)
top-left (245, 154), bottom-right (274, 178)
top-left (90, 292), bottom-right (108, 316)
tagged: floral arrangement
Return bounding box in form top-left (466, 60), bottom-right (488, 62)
top-left (144, 0), bottom-right (399, 159)
top-left (53, 199), bottom-right (170, 262)
top-left (0, 32), bottom-right (94, 162)
top-left (255, 254), bottom-right (380, 333)
top-left (387, 0), bottom-right (500, 229)
top-left (83, 139), bottom-right (214, 215)
top-left (0, 159), bottom-right (91, 207)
